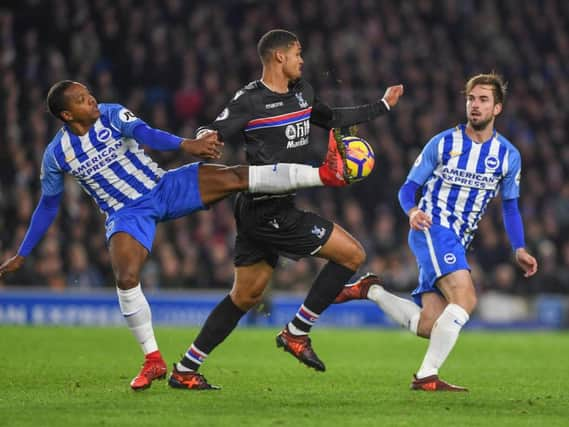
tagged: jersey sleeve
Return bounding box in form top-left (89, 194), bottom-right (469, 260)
top-left (407, 136), bottom-right (440, 185)
top-left (310, 95), bottom-right (334, 128)
top-left (106, 103), bottom-right (147, 138)
top-left (199, 90), bottom-right (253, 141)
top-left (500, 147), bottom-right (521, 200)
top-left (40, 145), bottom-right (65, 196)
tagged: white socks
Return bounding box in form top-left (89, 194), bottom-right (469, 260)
top-left (248, 164), bottom-right (322, 193)
top-left (117, 284), bottom-right (158, 355)
top-left (368, 286), bottom-right (420, 335)
top-left (416, 303), bottom-right (469, 379)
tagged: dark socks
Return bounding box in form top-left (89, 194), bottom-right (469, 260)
top-left (180, 295), bottom-right (246, 371)
top-left (291, 261), bottom-right (356, 333)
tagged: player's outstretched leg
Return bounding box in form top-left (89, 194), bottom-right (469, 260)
top-left (333, 272), bottom-right (381, 303)
top-left (411, 374), bottom-right (468, 392)
top-left (276, 325), bottom-right (326, 372)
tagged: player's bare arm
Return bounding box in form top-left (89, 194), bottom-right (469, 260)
top-left (515, 248), bottom-right (538, 278)
top-left (382, 84), bottom-right (404, 108)
top-left (180, 130), bottom-right (223, 160)
top-left (0, 255), bottom-right (25, 278)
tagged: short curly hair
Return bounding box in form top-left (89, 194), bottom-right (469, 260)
top-left (46, 80), bottom-right (75, 121)
top-left (257, 29), bottom-right (299, 63)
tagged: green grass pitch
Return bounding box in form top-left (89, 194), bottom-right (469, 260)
top-left (0, 327), bottom-right (567, 426)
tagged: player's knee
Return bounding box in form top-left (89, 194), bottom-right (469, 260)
top-left (343, 241), bottom-right (366, 270)
top-left (417, 315), bottom-right (435, 338)
top-left (230, 287), bottom-right (265, 311)
top-left (115, 271), bottom-right (139, 290)
top-left (453, 290), bottom-right (477, 314)
top-left (463, 293), bottom-right (477, 314)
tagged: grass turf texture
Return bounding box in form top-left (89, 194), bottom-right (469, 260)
top-left (0, 327), bottom-right (567, 426)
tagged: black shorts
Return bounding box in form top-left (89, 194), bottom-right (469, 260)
top-left (233, 193), bottom-right (334, 268)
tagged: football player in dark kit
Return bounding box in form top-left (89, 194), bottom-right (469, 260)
top-left (168, 29), bottom-right (404, 390)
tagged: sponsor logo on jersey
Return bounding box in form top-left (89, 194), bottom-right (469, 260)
top-left (265, 101), bottom-right (284, 109)
top-left (443, 253), bottom-right (456, 264)
top-left (440, 166), bottom-right (499, 190)
top-left (484, 155), bottom-right (500, 170)
top-left (268, 218), bottom-right (280, 229)
top-left (295, 92), bottom-right (308, 108)
top-left (73, 140), bottom-right (123, 178)
top-left (449, 150), bottom-right (462, 157)
top-left (285, 120), bottom-right (310, 149)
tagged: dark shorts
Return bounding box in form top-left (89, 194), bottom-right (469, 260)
top-left (233, 193), bottom-right (334, 268)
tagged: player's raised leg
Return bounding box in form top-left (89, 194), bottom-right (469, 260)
top-left (334, 273), bottom-right (430, 338)
top-left (276, 223), bottom-right (365, 371)
top-left (196, 130), bottom-right (350, 206)
top-left (109, 232), bottom-right (167, 391)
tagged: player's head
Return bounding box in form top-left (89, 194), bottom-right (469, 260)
top-left (257, 29), bottom-right (303, 80)
top-left (464, 73), bottom-right (507, 131)
top-left (46, 80), bottom-right (100, 123)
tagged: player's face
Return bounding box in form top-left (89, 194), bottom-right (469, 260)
top-left (62, 83), bottom-right (100, 123)
top-left (466, 84), bottom-right (502, 131)
top-left (282, 41), bottom-right (304, 80)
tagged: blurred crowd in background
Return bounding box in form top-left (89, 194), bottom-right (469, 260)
top-left (1, 0), bottom-right (568, 296)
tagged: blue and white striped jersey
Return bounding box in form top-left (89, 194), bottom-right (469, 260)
top-left (408, 124), bottom-right (522, 247)
top-left (40, 104), bottom-right (165, 216)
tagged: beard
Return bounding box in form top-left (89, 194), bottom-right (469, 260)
top-left (468, 116), bottom-right (493, 131)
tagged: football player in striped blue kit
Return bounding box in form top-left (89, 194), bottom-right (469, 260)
top-left (335, 73), bottom-right (538, 391)
top-left (0, 80), bottom-right (352, 391)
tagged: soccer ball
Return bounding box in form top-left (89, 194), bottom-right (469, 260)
top-left (342, 136), bottom-right (375, 182)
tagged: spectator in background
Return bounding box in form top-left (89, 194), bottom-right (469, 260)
top-left (0, 0), bottom-right (567, 296)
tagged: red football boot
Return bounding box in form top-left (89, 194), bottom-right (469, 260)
top-left (334, 272), bottom-right (381, 304)
top-left (276, 327), bottom-right (326, 372)
top-left (130, 351), bottom-right (167, 391)
top-left (318, 129), bottom-right (350, 187)
top-left (411, 374), bottom-right (468, 392)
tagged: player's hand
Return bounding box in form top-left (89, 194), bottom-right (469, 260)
top-left (409, 208), bottom-right (432, 231)
top-left (181, 130), bottom-right (223, 160)
top-left (0, 255), bottom-right (25, 278)
top-left (382, 84), bottom-right (404, 108)
top-left (515, 248), bottom-right (538, 278)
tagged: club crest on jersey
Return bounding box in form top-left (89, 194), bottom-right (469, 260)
top-left (443, 253), bottom-right (457, 264)
top-left (484, 156), bottom-right (500, 170)
top-left (295, 92), bottom-right (308, 108)
top-left (97, 128), bottom-right (111, 142)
